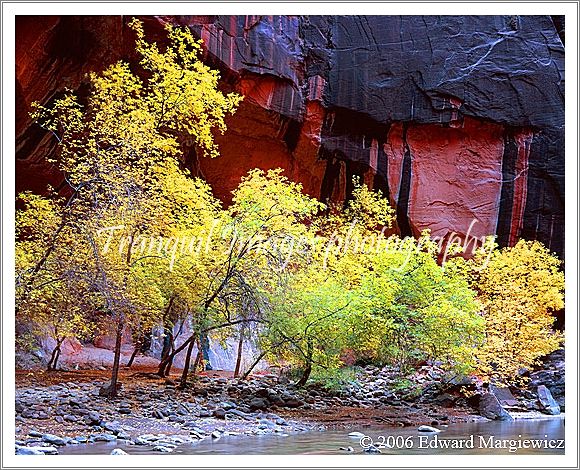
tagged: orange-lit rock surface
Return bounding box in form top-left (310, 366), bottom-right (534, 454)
top-left (16, 15), bottom-right (565, 255)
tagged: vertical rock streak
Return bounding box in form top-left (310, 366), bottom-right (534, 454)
top-left (15, 15), bottom-right (565, 256)
top-left (508, 130), bottom-right (533, 247)
top-left (396, 123), bottom-right (414, 238)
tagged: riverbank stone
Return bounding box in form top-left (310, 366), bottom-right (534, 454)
top-left (537, 385), bottom-right (561, 415)
top-left (42, 434), bottom-right (67, 446)
top-left (16, 445), bottom-right (58, 455)
top-left (418, 425), bottom-right (441, 433)
top-left (110, 448), bottom-right (128, 455)
top-left (93, 433), bottom-right (117, 442)
top-left (479, 393), bottom-right (514, 421)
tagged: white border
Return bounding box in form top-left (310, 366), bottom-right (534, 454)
top-left (2, 2), bottom-right (578, 469)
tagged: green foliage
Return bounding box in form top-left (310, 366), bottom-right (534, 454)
top-left (390, 377), bottom-right (424, 400)
top-left (342, 232), bottom-right (485, 374)
top-left (309, 367), bottom-right (359, 393)
top-left (262, 268), bottom-right (352, 384)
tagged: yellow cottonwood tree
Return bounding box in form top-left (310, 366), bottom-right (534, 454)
top-left (19, 18), bottom-right (242, 397)
top-left (471, 239), bottom-right (564, 384)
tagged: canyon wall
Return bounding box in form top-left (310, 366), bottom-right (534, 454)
top-left (16, 15), bottom-right (565, 256)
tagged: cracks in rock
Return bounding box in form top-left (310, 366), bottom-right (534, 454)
top-left (362, 16), bottom-right (378, 50)
top-left (396, 123), bottom-right (414, 238)
top-left (241, 61), bottom-right (275, 72)
top-left (399, 16), bottom-right (404, 54)
top-left (422, 17), bottom-right (433, 57)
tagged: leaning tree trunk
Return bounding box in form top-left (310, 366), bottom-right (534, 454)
top-left (126, 339), bottom-right (142, 368)
top-left (233, 331), bottom-right (244, 378)
top-left (157, 297), bottom-right (175, 372)
top-left (53, 347), bottom-right (62, 371)
top-left (47, 338), bottom-right (64, 371)
top-left (240, 340), bottom-right (286, 380)
top-left (192, 346), bottom-right (202, 377)
top-left (178, 335), bottom-right (197, 389)
top-left (157, 334), bottom-right (194, 377)
top-left (164, 345), bottom-right (177, 376)
top-left (104, 320), bottom-right (124, 398)
top-left (297, 339), bottom-right (313, 387)
top-left (241, 350), bottom-right (268, 381)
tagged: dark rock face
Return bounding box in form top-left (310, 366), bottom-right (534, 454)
top-left (15, 15), bottom-right (564, 256)
top-left (528, 348), bottom-right (565, 409)
top-left (478, 392), bottom-right (514, 421)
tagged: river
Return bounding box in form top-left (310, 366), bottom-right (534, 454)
top-left (59, 416), bottom-right (564, 455)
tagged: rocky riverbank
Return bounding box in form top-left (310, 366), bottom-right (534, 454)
top-left (14, 350), bottom-right (564, 455)
top-left (14, 370), bottom-right (476, 454)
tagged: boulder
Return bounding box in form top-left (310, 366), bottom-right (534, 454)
top-left (93, 433), bottom-right (117, 442)
top-left (537, 385), bottom-right (561, 415)
top-left (42, 434), bottom-right (67, 446)
top-left (479, 393), bottom-right (514, 421)
top-left (98, 382), bottom-right (122, 397)
top-left (255, 388), bottom-right (270, 398)
top-left (490, 385), bottom-right (519, 407)
top-left (152, 445), bottom-right (174, 453)
top-left (213, 408), bottom-right (227, 419)
top-left (433, 393), bottom-right (457, 407)
top-left (283, 397), bottom-right (304, 408)
top-left (116, 431), bottom-right (131, 440)
top-left (339, 446), bottom-right (355, 453)
top-left (364, 445), bottom-right (382, 454)
top-left (418, 425), bottom-right (441, 433)
top-left (134, 436), bottom-right (151, 446)
top-left (248, 397), bottom-right (269, 411)
top-left (16, 445), bottom-right (58, 455)
top-left (110, 448), bottom-right (128, 455)
top-left (102, 421), bottom-right (122, 434)
top-left (198, 408), bottom-right (212, 418)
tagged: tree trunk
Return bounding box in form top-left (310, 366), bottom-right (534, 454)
top-left (192, 349), bottom-right (202, 376)
top-left (233, 330), bottom-right (244, 378)
top-left (178, 335), bottom-right (197, 389)
top-left (47, 339), bottom-right (63, 371)
top-left (157, 334), bottom-right (194, 377)
top-left (165, 349), bottom-right (176, 376)
top-left (105, 320), bottom-right (124, 398)
top-left (160, 327), bottom-right (173, 364)
top-left (126, 340), bottom-right (141, 368)
top-left (158, 297), bottom-right (175, 369)
top-left (47, 349), bottom-right (56, 371)
top-left (297, 339), bottom-right (313, 387)
top-left (240, 340), bottom-right (286, 380)
top-left (241, 350), bottom-right (268, 381)
top-left (53, 347), bottom-right (62, 371)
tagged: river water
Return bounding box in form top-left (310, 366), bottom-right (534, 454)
top-left (60, 417), bottom-right (564, 455)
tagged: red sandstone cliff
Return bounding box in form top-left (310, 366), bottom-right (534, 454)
top-left (15, 15), bottom-right (565, 255)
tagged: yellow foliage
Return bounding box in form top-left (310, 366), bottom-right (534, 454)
top-left (472, 239), bottom-right (564, 384)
